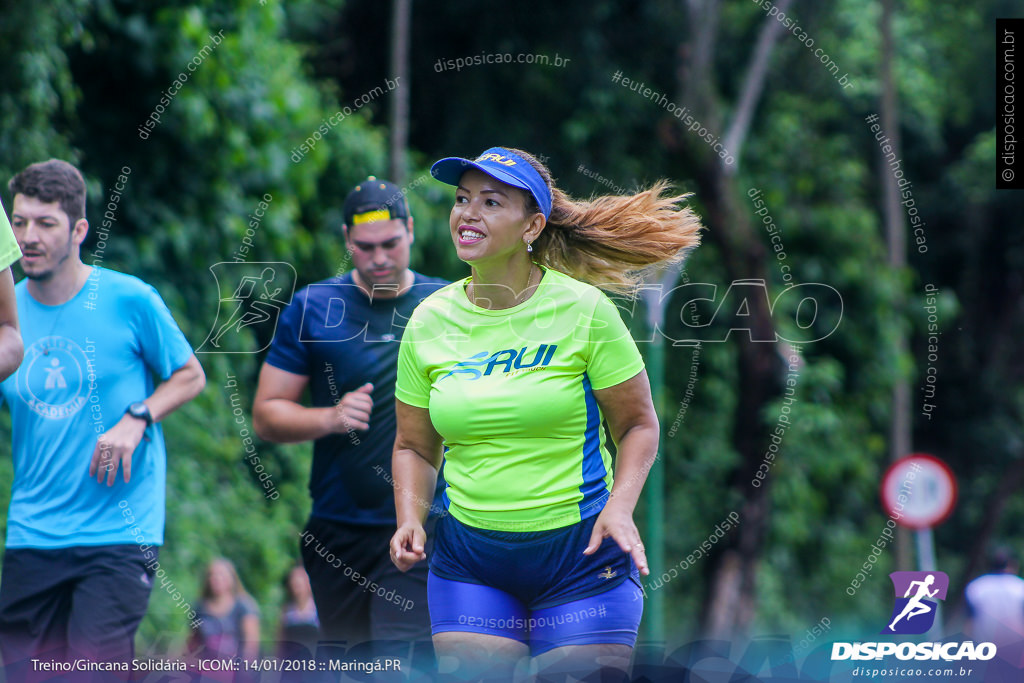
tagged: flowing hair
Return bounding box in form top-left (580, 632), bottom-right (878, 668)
top-left (506, 147), bottom-right (703, 293)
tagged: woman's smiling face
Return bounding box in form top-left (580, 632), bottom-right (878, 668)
top-left (449, 169), bottom-right (542, 266)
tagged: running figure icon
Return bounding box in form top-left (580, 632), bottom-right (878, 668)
top-left (888, 574), bottom-right (939, 631)
top-left (210, 267), bottom-right (282, 347)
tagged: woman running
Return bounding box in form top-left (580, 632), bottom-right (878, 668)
top-left (389, 147), bottom-right (702, 679)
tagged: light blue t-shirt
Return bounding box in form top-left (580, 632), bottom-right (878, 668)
top-left (1, 267), bottom-right (194, 549)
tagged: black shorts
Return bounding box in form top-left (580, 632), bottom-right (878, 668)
top-left (0, 544), bottom-right (157, 682)
top-left (299, 516), bottom-right (433, 646)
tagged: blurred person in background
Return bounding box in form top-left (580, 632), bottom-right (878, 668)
top-left (277, 563), bottom-right (319, 658)
top-left (965, 546), bottom-right (1024, 666)
top-left (189, 558), bottom-right (261, 662)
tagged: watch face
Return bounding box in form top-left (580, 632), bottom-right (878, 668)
top-left (129, 403), bottom-right (151, 423)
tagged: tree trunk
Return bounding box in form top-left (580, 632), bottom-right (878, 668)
top-left (675, 0), bottom-right (793, 638)
top-left (388, 0), bottom-right (411, 184)
top-left (696, 163), bottom-right (781, 638)
top-left (880, 0), bottom-right (914, 572)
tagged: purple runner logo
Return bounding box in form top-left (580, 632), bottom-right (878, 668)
top-left (883, 571), bottom-right (948, 635)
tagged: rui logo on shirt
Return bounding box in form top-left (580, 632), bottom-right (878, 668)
top-left (440, 345), bottom-right (557, 381)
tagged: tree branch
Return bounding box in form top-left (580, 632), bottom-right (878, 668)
top-left (682, 0), bottom-right (723, 118)
top-left (720, 0), bottom-right (795, 174)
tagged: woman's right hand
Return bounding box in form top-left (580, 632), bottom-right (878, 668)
top-left (390, 523), bottom-right (427, 571)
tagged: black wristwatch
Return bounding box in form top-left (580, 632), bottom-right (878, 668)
top-left (126, 402), bottom-right (154, 427)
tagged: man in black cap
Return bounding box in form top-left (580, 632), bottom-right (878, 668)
top-left (253, 178), bottom-right (447, 651)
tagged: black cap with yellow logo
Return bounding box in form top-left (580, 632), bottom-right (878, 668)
top-left (342, 176), bottom-right (410, 227)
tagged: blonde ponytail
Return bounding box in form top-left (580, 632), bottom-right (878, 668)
top-left (507, 148), bottom-right (703, 293)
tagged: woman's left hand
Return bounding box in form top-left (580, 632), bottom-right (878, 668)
top-left (583, 502), bottom-right (649, 576)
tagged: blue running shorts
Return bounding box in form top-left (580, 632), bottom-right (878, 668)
top-left (427, 512), bottom-right (643, 654)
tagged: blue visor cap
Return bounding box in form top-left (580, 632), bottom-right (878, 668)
top-left (430, 147), bottom-right (552, 218)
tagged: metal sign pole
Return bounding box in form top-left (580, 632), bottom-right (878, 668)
top-left (637, 263), bottom-right (681, 644)
top-left (915, 526), bottom-right (941, 638)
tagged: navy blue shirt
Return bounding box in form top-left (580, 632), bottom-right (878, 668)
top-left (265, 272), bottom-right (448, 525)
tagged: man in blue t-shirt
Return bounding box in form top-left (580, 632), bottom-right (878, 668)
top-left (253, 178), bottom-right (446, 649)
top-left (0, 160), bottom-right (206, 679)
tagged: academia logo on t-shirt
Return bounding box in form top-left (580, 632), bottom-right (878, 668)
top-left (17, 336), bottom-right (91, 419)
top-left (439, 345), bottom-right (558, 381)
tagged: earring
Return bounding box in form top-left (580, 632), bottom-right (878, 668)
top-left (526, 241), bottom-right (533, 253)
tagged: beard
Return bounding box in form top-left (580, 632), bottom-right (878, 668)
top-left (22, 240), bottom-right (73, 281)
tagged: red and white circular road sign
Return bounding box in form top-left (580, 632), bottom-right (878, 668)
top-left (880, 453), bottom-right (957, 529)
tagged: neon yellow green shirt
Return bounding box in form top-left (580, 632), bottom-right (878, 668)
top-left (396, 267), bottom-right (645, 532)
top-left (0, 199), bottom-right (22, 270)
